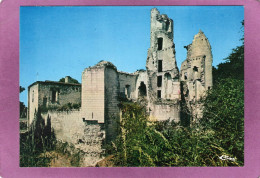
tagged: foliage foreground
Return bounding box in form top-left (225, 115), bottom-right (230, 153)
top-left (109, 100), bottom-right (243, 167)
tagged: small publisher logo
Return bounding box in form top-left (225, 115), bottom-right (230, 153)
top-left (219, 155), bottom-right (236, 162)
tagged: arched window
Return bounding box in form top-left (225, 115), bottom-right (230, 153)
top-left (125, 85), bottom-right (131, 98)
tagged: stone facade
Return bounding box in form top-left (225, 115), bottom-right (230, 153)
top-left (28, 80), bottom-right (81, 125)
top-left (26, 8), bottom-right (213, 165)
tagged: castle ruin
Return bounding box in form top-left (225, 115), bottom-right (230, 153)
top-left (26, 8), bottom-right (213, 166)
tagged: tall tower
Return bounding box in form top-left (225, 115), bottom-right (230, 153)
top-left (146, 8), bottom-right (180, 122)
top-left (180, 30), bottom-right (213, 119)
top-left (180, 30), bottom-right (213, 100)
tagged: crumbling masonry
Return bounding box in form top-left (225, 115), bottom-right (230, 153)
top-left (27, 8), bottom-right (213, 166)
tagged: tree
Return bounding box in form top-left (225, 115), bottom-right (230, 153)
top-left (201, 79), bottom-right (244, 164)
top-left (59, 76), bottom-right (79, 84)
top-left (213, 20), bottom-right (244, 82)
top-left (19, 86), bottom-right (27, 118)
top-left (20, 86), bottom-right (25, 93)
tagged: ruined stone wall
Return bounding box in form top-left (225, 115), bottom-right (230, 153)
top-left (42, 110), bottom-right (82, 143)
top-left (180, 30), bottom-right (213, 90)
top-left (81, 61), bottom-right (121, 142)
top-left (28, 84), bottom-right (39, 125)
top-left (81, 67), bottom-right (105, 123)
top-left (28, 82), bottom-right (81, 126)
top-left (180, 30), bottom-right (213, 121)
top-left (42, 110), bottom-right (105, 166)
top-left (118, 72), bottom-right (137, 100)
top-left (188, 31), bottom-right (213, 89)
top-left (105, 67), bottom-right (120, 142)
top-left (150, 8), bottom-right (173, 49)
top-left (146, 8), bottom-right (179, 101)
top-left (149, 102), bottom-right (180, 122)
top-left (145, 8), bottom-right (181, 122)
top-left (135, 71), bottom-right (148, 99)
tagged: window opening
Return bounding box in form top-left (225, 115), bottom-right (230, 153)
top-left (184, 72), bottom-right (187, 80)
top-left (193, 66), bottom-right (198, 72)
top-left (125, 85), bottom-right (131, 98)
top-left (158, 38), bottom-right (163, 50)
top-left (52, 90), bottom-right (56, 102)
top-left (157, 90), bottom-right (161, 99)
top-left (43, 97), bottom-right (47, 107)
top-left (158, 60), bottom-right (162, 72)
top-left (157, 76), bottom-right (162, 87)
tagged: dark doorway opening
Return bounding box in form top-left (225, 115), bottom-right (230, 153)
top-left (138, 82), bottom-right (147, 97)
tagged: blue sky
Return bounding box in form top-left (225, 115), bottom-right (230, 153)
top-left (20, 6), bottom-right (244, 105)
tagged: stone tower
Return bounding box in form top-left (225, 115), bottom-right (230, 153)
top-left (146, 8), bottom-right (181, 122)
top-left (180, 30), bottom-right (213, 119)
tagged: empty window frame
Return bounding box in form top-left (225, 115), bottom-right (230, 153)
top-left (158, 60), bottom-right (162, 72)
top-left (193, 66), bottom-right (198, 72)
top-left (158, 38), bottom-right (163, 50)
top-left (157, 76), bottom-right (162, 87)
top-left (51, 90), bottom-right (56, 102)
top-left (157, 90), bottom-right (161, 99)
top-left (43, 97), bottom-right (47, 107)
top-left (125, 85), bottom-right (131, 98)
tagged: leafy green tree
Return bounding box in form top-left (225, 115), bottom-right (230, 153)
top-left (59, 76), bottom-right (79, 84)
top-left (112, 102), bottom-right (172, 167)
top-left (201, 20), bottom-right (244, 165)
top-left (201, 79), bottom-right (244, 164)
top-left (111, 102), bottom-right (241, 167)
top-left (20, 86), bottom-right (25, 93)
top-left (19, 86), bottom-right (27, 118)
top-left (213, 20), bottom-right (244, 82)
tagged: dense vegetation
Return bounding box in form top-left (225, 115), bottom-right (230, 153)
top-left (20, 109), bottom-right (56, 167)
top-left (109, 22), bottom-right (244, 167)
top-left (40, 102), bottom-right (81, 113)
